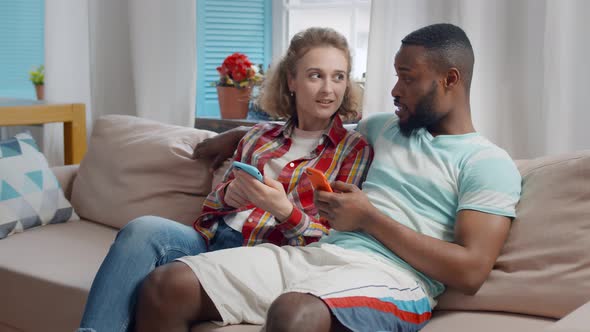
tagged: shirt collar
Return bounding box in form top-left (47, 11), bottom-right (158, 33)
top-left (271, 115), bottom-right (347, 146)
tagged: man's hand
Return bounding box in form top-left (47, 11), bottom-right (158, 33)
top-left (193, 127), bottom-right (249, 172)
top-left (225, 170), bottom-right (293, 221)
top-left (315, 181), bottom-right (377, 232)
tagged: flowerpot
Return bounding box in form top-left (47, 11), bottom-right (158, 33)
top-left (216, 86), bottom-right (251, 119)
top-left (34, 84), bottom-right (44, 100)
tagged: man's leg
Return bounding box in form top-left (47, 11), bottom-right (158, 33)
top-left (282, 246), bottom-right (434, 332)
top-left (135, 244), bottom-right (338, 330)
top-left (134, 262), bottom-right (221, 332)
top-left (78, 216), bottom-right (207, 332)
top-left (265, 292), bottom-right (349, 332)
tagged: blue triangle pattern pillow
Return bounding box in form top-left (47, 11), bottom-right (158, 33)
top-left (0, 132), bottom-right (79, 239)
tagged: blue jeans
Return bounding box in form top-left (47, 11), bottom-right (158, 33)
top-left (78, 215), bottom-right (242, 332)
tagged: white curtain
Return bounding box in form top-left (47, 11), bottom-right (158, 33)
top-left (364, 0), bottom-right (590, 159)
top-left (44, 0), bottom-right (196, 165)
top-left (44, 0), bottom-right (92, 166)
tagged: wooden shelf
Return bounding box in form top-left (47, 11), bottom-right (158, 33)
top-left (0, 98), bottom-right (87, 165)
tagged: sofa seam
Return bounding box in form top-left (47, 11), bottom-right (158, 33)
top-left (522, 156), bottom-right (586, 175)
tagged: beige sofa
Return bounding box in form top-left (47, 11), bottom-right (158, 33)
top-left (1, 115), bottom-right (589, 332)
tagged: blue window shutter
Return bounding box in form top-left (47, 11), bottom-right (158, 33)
top-left (196, 0), bottom-right (271, 118)
top-left (0, 0), bottom-right (45, 99)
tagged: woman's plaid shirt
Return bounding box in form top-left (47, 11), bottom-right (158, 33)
top-left (194, 116), bottom-right (373, 247)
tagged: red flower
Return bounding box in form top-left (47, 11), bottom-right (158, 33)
top-left (216, 53), bottom-right (263, 88)
top-left (216, 66), bottom-right (228, 76)
top-left (233, 69), bottom-right (245, 82)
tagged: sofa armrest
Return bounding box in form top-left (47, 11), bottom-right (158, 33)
top-left (51, 164), bottom-right (79, 200)
top-left (544, 300), bottom-right (590, 332)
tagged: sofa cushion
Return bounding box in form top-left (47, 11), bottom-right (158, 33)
top-left (71, 115), bottom-right (217, 229)
top-left (0, 132), bottom-right (79, 239)
top-left (544, 300), bottom-right (590, 331)
top-left (437, 150), bottom-right (590, 319)
top-left (187, 310), bottom-right (555, 332)
top-left (0, 219), bottom-right (116, 332)
top-left (421, 311), bottom-right (553, 332)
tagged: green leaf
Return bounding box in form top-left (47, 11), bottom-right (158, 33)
top-left (28, 64), bottom-right (44, 85)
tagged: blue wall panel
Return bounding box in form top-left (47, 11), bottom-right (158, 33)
top-left (196, 0), bottom-right (271, 118)
top-left (0, 0), bottom-right (45, 99)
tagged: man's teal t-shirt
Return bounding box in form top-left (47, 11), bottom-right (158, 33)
top-left (320, 112), bottom-right (522, 297)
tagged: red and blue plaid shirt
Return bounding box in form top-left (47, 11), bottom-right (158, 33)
top-left (194, 116), bottom-right (373, 247)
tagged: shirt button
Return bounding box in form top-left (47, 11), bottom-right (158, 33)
top-left (289, 162), bottom-right (295, 167)
top-left (248, 218), bottom-right (253, 222)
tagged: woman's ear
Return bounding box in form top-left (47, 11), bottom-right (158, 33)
top-left (287, 72), bottom-right (296, 94)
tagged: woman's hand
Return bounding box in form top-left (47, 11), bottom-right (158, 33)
top-left (226, 170), bottom-right (293, 220)
top-left (224, 176), bottom-right (252, 208)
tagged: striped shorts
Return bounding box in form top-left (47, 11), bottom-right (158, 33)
top-left (177, 243), bottom-right (434, 332)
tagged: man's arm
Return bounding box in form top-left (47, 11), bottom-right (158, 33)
top-left (316, 182), bottom-right (511, 295)
top-left (193, 126), bottom-right (251, 171)
top-left (365, 208), bottom-right (510, 295)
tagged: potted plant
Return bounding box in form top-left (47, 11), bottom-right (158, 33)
top-left (215, 53), bottom-right (263, 119)
top-left (29, 64), bottom-right (45, 100)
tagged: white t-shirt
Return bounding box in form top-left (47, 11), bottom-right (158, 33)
top-left (224, 127), bottom-right (324, 232)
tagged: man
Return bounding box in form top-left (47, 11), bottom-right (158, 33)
top-left (134, 23), bottom-right (521, 332)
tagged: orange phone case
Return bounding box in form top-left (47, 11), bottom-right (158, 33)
top-left (305, 168), bottom-right (333, 192)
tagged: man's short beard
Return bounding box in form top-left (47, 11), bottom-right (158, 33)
top-left (399, 82), bottom-right (443, 137)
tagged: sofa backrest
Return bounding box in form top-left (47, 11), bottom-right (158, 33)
top-left (51, 164), bottom-right (79, 201)
top-left (438, 150), bottom-right (590, 319)
top-left (69, 115), bottom-right (218, 229)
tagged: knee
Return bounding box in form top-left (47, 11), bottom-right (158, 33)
top-left (137, 263), bottom-right (192, 316)
top-left (116, 216), bottom-right (172, 244)
top-left (266, 292), bottom-right (330, 332)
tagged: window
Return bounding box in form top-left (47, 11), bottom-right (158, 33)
top-left (0, 0), bottom-right (45, 99)
top-left (195, 0), bottom-right (372, 118)
top-left (274, 0), bottom-right (371, 81)
top-left (196, 0), bottom-right (272, 118)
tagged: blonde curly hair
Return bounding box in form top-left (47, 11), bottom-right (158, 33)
top-left (256, 27), bottom-right (361, 121)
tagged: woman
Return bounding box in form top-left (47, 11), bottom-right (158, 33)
top-left (78, 27), bottom-right (373, 332)
top-left (194, 28), bottom-right (373, 248)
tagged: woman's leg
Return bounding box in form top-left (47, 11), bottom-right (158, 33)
top-left (133, 221), bottom-right (245, 331)
top-left (78, 216), bottom-right (207, 332)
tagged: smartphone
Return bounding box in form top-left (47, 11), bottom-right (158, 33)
top-left (305, 168), bottom-right (333, 192)
top-left (232, 161), bottom-right (264, 182)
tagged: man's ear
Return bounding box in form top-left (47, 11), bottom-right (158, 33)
top-left (444, 68), bottom-right (460, 90)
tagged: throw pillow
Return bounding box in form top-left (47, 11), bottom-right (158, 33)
top-left (70, 115), bottom-right (218, 229)
top-left (0, 132), bottom-right (79, 239)
top-left (437, 150), bottom-right (590, 319)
